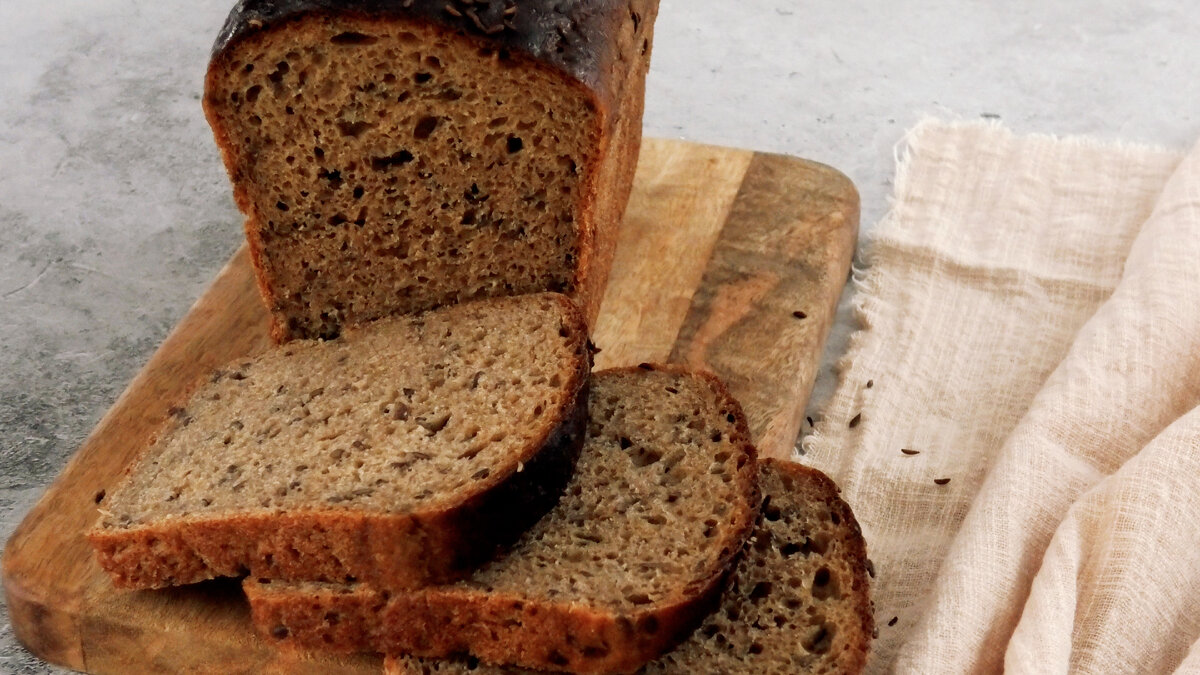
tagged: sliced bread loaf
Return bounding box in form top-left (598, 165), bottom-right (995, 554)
top-left (384, 458), bottom-right (874, 674)
top-left (245, 365), bottom-right (760, 674)
top-left (204, 0), bottom-right (659, 340)
top-left (89, 293), bottom-right (590, 590)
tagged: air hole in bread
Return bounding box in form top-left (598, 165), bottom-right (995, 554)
top-left (748, 581), bottom-right (772, 602)
top-left (812, 567), bottom-right (839, 601)
top-left (801, 621), bottom-right (833, 654)
top-left (779, 541), bottom-right (802, 557)
top-left (331, 32), bottom-right (378, 45)
top-left (271, 60), bottom-right (290, 79)
top-left (413, 116), bottom-right (440, 139)
top-left (338, 120), bottom-right (375, 137)
top-left (371, 150), bottom-right (414, 170)
top-left (763, 500), bottom-right (782, 522)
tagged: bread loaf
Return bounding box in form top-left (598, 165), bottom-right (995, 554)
top-left (384, 459), bottom-right (874, 674)
top-left (244, 365), bottom-right (760, 674)
top-left (89, 293), bottom-right (589, 590)
top-left (204, 0), bottom-right (659, 340)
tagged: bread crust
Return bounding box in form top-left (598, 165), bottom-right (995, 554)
top-left (245, 365), bottom-right (760, 674)
top-left (571, 0), bottom-right (657, 326)
top-left (88, 294), bottom-right (592, 590)
top-left (204, 1), bottom-right (659, 339)
top-left (212, 0), bottom-right (644, 104)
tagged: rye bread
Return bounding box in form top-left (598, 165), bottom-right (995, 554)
top-left (89, 293), bottom-right (589, 590)
top-left (204, 0), bottom-right (659, 340)
top-left (244, 365), bottom-right (760, 674)
top-left (384, 459), bottom-right (874, 674)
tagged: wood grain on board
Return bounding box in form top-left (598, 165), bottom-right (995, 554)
top-left (2, 138), bottom-right (858, 674)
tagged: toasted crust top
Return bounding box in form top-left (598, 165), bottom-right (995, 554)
top-left (211, 0), bottom-right (652, 102)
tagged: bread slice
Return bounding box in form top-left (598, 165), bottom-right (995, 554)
top-left (244, 365), bottom-right (760, 674)
top-left (203, 0), bottom-right (659, 341)
top-left (88, 293), bottom-right (590, 590)
top-left (384, 459), bottom-right (874, 674)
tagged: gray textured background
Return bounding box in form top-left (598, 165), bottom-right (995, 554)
top-left (2, 0), bottom-right (1197, 672)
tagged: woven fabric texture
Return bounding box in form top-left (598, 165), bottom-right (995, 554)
top-left (802, 119), bottom-right (1200, 674)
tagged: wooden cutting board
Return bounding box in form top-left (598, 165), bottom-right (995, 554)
top-left (2, 138), bottom-right (857, 674)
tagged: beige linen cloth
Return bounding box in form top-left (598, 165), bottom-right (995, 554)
top-left (801, 119), bottom-right (1200, 674)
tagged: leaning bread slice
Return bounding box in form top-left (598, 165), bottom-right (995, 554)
top-left (385, 458), bottom-right (874, 675)
top-left (245, 365), bottom-right (760, 674)
top-left (89, 293), bottom-right (590, 590)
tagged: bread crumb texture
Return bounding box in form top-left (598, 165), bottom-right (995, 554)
top-left (247, 367), bottom-right (761, 673)
top-left (465, 367), bottom-right (756, 606)
top-left (643, 460), bottom-right (873, 674)
top-left (91, 294), bottom-right (588, 587)
top-left (206, 15), bottom-right (599, 339)
top-left (384, 460), bottom-right (873, 674)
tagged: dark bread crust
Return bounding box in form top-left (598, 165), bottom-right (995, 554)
top-left (565, 0), bottom-right (657, 327)
top-left (88, 294), bottom-right (591, 590)
top-left (244, 365), bottom-right (760, 674)
top-left (204, 1), bottom-right (658, 339)
top-left (212, 0), bottom-right (649, 106)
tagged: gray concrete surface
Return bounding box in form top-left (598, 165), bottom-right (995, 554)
top-left (1, 0), bottom-right (1197, 671)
